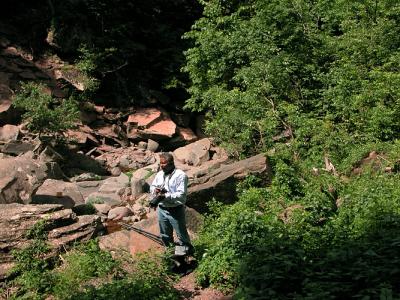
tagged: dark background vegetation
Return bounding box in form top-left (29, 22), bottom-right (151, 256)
top-left (2, 0), bottom-right (201, 107)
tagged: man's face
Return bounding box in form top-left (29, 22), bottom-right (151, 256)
top-left (160, 157), bottom-right (174, 174)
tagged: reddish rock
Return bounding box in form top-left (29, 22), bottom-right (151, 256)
top-left (108, 206), bottom-right (133, 220)
top-left (2, 46), bottom-right (19, 57)
top-left (127, 114), bottom-right (177, 141)
top-left (174, 138), bottom-right (211, 166)
top-left (80, 124), bottom-right (94, 134)
top-left (177, 127), bottom-right (197, 143)
top-left (126, 128), bottom-right (140, 140)
top-left (65, 129), bottom-right (99, 145)
top-left (145, 119), bottom-right (176, 138)
top-left (94, 105), bottom-right (105, 114)
top-left (96, 124), bottom-right (120, 138)
top-left (0, 124), bottom-right (19, 142)
top-left (127, 108), bottom-right (162, 129)
top-left (0, 99), bottom-right (12, 113)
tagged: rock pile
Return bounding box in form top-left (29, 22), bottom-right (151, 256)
top-left (0, 29), bottom-right (271, 279)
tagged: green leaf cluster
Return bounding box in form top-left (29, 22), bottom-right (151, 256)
top-left (13, 82), bottom-right (79, 136)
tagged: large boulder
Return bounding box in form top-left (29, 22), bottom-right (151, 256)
top-left (99, 207), bottom-right (202, 256)
top-left (173, 138), bottom-right (211, 166)
top-left (126, 108), bottom-right (177, 141)
top-left (0, 124), bottom-right (19, 142)
top-left (63, 152), bottom-right (109, 176)
top-left (0, 153), bottom-right (66, 204)
top-left (187, 154), bottom-right (270, 213)
top-left (32, 179), bottom-right (85, 208)
top-left (126, 108), bottom-right (163, 129)
top-left (95, 146), bottom-right (157, 174)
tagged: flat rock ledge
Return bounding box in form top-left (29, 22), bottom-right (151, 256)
top-left (0, 203), bottom-right (103, 279)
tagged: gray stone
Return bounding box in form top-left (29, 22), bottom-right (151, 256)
top-left (93, 203), bottom-right (111, 215)
top-left (131, 178), bottom-right (145, 198)
top-left (0, 155), bottom-right (66, 204)
top-left (173, 138), bottom-right (211, 166)
top-left (146, 139), bottom-right (159, 152)
top-left (187, 154), bottom-right (270, 213)
top-left (107, 206), bottom-right (133, 220)
top-left (137, 141), bottom-right (147, 150)
top-left (86, 192), bottom-right (122, 207)
top-left (111, 166), bottom-right (121, 176)
top-left (71, 173), bottom-right (102, 182)
top-left (32, 179), bottom-right (85, 208)
top-left (1, 140), bottom-right (35, 155)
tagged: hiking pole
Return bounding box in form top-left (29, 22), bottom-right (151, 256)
top-left (119, 222), bottom-right (164, 245)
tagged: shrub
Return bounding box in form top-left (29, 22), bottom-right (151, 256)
top-left (52, 239), bottom-right (118, 299)
top-left (61, 251), bottom-right (179, 300)
top-left (13, 82), bottom-right (79, 136)
top-left (9, 220), bottom-right (54, 299)
top-left (195, 170), bottom-right (400, 299)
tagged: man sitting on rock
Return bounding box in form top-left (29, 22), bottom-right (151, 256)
top-left (149, 152), bottom-right (194, 256)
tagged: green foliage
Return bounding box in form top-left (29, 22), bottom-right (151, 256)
top-left (195, 188), bottom-right (277, 291)
top-left (9, 221), bottom-right (53, 299)
top-left (13, 82), bottom-right (79, 136)
top-left (52, 239), bottom-right (118, 299)
top-left (25, 219), bottom-right (50, 240)
top-left (236, 174), bottom-right (263, 194)
top-left (184, 0), bottom-right (400, 157)
top-left (6, 236), bottom-right (180, 300)
top-left (62, 251), bottom-right (179, 300)
top-left (195, 166), bottom-right (400, 298)
top-left (185, 4), bottom-right (400, 296)
top-left (86, 196), bottom-right (105, 205)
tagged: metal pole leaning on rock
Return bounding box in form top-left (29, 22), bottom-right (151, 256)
top-left (119, 222), bottom-right (163, 245)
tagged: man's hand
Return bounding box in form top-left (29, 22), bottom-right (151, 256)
top-left (155, 187), bottom-right (167, 195)
top-left (149, 193), bottom-right (165, 210)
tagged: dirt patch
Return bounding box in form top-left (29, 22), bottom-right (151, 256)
top-left (174, 272), bottom-right (232, 300)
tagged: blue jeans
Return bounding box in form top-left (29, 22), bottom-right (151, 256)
top-left (157, 205), bottom-right (191, 247)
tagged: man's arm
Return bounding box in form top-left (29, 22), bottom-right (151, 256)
top-left (150, 172), bottom-right (163, 194)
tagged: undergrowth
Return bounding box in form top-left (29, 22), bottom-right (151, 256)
top-left (3, 221), bottom-right (179, 300)
top-left (194, 141), bottom-right (400, 299)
